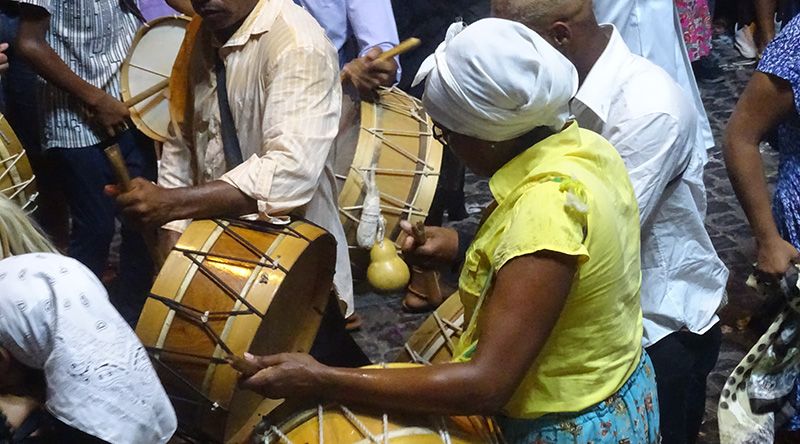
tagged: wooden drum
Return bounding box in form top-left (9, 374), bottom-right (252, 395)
top-left (121, 16), bottom-right (189, 142)
top-left (262, 364), bottom-right (499, 444)
top-left (337, 88), bottom-right (443, 268)
top-left (0, 114), bottom-right (36, 212)
top-left (135, 218), bottom-right (336, 442)
top-left (397, 293), bottom-right (465, 365)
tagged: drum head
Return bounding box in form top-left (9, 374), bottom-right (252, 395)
top-left (122, 16), bottom-right (189, 142)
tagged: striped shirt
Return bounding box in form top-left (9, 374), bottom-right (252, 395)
top-left (159, 0), bottom-right (354, 314)
top-left (18, 0), bottom-right (141, 149)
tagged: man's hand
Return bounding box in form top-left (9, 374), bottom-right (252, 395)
top-left (341, 47), bottom-right (398, 102)
top-left (88, 90), bottom-right (130, 136)
top-left (106, 178), bottom-right (181, 229)
top-left (0, 43), bottom-right (9, 74)
top-left (399, 220), bottom-right (459, 266)
top-left (756, 236), bottom-right (800, 277)
top-left (236, 353), bottom-right (327, 400)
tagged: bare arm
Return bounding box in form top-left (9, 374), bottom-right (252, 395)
top-left (723, 71), bottom-right (799, 275)
top-left (240, 251), bottom-right (576, 416)
top-left (16, 4), bottom-right (129, 136)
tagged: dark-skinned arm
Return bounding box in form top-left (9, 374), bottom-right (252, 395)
top-left (240, 251), bottom-right (576, 416)
top-left (16, 4), bottom-right (129, 136)
top-left (723, 71), bottom-right (799, 276)
top-left (113, 178), bottom-right (258, 229)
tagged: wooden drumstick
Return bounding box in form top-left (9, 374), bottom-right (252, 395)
top-left (105, 144), bottom-right (132, 191)
top-left (340, 37), bottom-right (422, 81)
top-left (124, 78), bottom-right (170, 109)
top-left (411, 220), bottom-right (427, 245)
top-left (227, 354), bottom-right (262, 377)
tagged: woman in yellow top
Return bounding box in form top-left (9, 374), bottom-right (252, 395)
top-left (239, 18), bottom-right (659, 443)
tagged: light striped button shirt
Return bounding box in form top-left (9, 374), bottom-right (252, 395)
top-left (17, 0), bottom-right (141, 149)
top-left (159, 0), bottom-right (355, 314)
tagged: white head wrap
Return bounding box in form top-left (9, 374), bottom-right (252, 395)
top-left (0, 253), bottom-right (177, 444)
top-left (413, 18), bottom-right (579, 142)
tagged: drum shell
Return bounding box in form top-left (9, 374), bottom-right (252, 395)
top-left (396, 292), bottom-right (464, 365)
top-left (0, 114), bottom-right (37, 212)
top-left (121, 16), bottom-right (190, 142)
top-left (267, 364), bottom-right (493, 444)
top-left (336, 88), bottom-right (443, 274)
top-left (135, 218), bottom-right (336, 442)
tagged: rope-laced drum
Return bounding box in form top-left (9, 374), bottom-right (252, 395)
top-left (261, 364), bottom-right (501, 444)
top-left (337, 88), bottom-right (443, 270)
top-left (397, 293), bottom-right (464, 365)
top-left (121, 16), bottom-right (190, 142)
top-left (0, 114), bottom-right (37, 212)
top-left (135, 218), bottom-right (336, 442)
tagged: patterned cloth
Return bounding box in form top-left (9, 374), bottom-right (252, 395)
top-left (0, 253), bottom-right (177, 444)
top-left (498, 353), bottom-right (660, 443)
top-left (675, 0), bottom-right (713, 61)
top-left (758, 14), bottom-right (800, 250)
top-left (16, 0), bottom-right (141, 149)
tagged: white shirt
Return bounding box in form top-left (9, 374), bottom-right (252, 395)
top-left (593, 0), bottom-right (715, 151)
top-left (159, 0), bottom-right (354, 314)
top-left (0, 254), bottom-right (177, 443)
top-left (572, 26), bottom-right (729, 347)
top-left (18, 0), bottom-right (141, 149)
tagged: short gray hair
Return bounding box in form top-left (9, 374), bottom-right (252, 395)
top-left (492, 0), bottom-right (588, 30)
top-left (0, 195), bottom-right (56, 259)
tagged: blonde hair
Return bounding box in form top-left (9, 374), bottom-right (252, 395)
top-left (0, 195), bottom-right (57, 259)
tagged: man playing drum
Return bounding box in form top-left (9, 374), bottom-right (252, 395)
top-left (111, 0), bottom-right (368, 366)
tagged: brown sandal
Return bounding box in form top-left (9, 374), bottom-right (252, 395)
top-left (403, 266), bottom-right (449, 313)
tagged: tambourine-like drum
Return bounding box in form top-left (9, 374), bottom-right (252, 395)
top-left (0, 114), bottom-right (37, 212)
top-left (135, 218), bottom-right (336, 442)
top-left (262, 364), bottom-right (499, 444)
top-left (397, 292), bottom-right (465, 365)
top-left (337, 88), bottom-right (443, 268)
top-left (121, 16), bottom-right (189, 142)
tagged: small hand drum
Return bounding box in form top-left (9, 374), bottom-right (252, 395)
top-left (135, 218), bottom-right (336, 442)
top-left (0, 114), bottom-right (37, 212)
top-left (337, 88), bottom-right (444, 272)
top-left (396, 292), bottom-right (465, 365)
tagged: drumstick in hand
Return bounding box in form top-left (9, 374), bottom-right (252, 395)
top-left (340, 38), bottom-right (422, 82)
top-left (228, 354), bottom-right (262, 377)
top-left (411, 220), bottom-right (427, 245)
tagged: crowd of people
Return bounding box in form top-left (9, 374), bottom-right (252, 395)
top-left (0, 0), bottom-right (799, 442)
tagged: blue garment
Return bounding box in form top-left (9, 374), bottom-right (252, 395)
top-left (47, 129), bottom-right (157, 325)
top-left (292, 0), bottom-right (400, 73)
top-left (497, 353), bottom-right (660, 444)
top-left (757, 14), bottom-right (800, 432)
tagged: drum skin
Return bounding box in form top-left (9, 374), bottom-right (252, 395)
top-left (121, 16), bottom-right (190, 142)
top-left (0, 114), bottom-right (37, 212)
top-left (266, 364), bottom-right (496, 444)
top-left (135, 218), bottom-right (336, 443)
top-left (396, 292), bottom-right (464, 365)
top-left (337, 88), bottom-right (443, 272)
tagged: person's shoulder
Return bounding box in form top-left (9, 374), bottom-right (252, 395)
top-left (615, 55), bottom-right (697, 125)
top-left (0, 253), bottom-right (84, 273)
top-left (271, 0), bottom-right (337, 55)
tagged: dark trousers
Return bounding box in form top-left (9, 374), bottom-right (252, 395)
top-left (646, 323), bottom-right (722, 444)
top-left (47, 129), bottom-right (157, 322)
top-left (310, 295), bottom-right (371, 368)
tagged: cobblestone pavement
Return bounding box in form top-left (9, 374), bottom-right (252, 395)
top-left (352, 29), bottom-right (776, 444)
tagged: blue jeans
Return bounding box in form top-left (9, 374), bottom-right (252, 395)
top-left (498, 352), bottom-right (660, 444)
top-left (47, 129), bottom-right (157, 323)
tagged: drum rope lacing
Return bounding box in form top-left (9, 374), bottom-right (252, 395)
top-left (0, 152), bottom-right (38, 212)
top-left (145, 219), bottom-right (302, 411)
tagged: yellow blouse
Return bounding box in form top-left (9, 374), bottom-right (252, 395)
top-left (453, 122), bottom-right (643, 419)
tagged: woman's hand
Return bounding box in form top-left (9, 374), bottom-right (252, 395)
top-left (756, 236), bottom-right (800, 277)
top-left (237, 353), bottom-right (327, 400)
top-left (399, 220), bottom-right (459, 266)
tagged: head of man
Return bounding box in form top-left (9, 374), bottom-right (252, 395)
top-left (492, 0), bottom-right (603, 79)
top-left (413, 18), bottom-right (578, 177)
top-left (191, 0), bottom-right (259, 38)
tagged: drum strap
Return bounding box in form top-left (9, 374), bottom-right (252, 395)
top-left (214, 55), bottom-right (245, 169)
